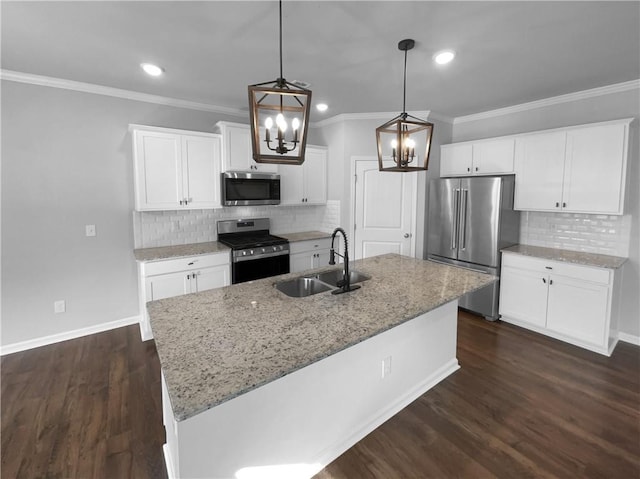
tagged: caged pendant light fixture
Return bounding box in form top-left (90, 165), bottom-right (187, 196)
top-left (248, 0), bottom-right (312, 165)
top-left (376, 39), bottom-right (434, 172)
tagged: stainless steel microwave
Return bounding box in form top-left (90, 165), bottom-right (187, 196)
top-left (221, 171), bottom-right (281, 206)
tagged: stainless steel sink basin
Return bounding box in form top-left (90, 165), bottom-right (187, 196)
top-left (313, 269), bottom-right (371, 287)
top-left (275, 277), bottom-right (333, 298)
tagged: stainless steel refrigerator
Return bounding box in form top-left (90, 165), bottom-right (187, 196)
top-left (427, 175), bottom-right (520, 320)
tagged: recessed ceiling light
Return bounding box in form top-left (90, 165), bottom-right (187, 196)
top-left (433, 50), bottom-right (455, 65)
top-left (316, 103), bottom-right (328, 112)
top-left (141, 63), bottom-right (164, 77)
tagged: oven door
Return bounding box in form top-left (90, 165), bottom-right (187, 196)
top-left (232, 254), bottom-right (290, 284)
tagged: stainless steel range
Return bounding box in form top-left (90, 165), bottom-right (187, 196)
top-left (217, 218), bottom-right (290, 284)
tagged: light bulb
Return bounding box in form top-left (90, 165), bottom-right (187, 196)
top-left (292, 118), bottom-right (300, 131)
top-left (405, 138), bottom-right (416, 148)
top-left (390, 139), bottom-right (398, 148)
top-left (265, 117), bottom-right (273, 129)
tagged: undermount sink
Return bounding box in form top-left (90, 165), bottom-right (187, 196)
top-left (275, 277), bottom-right (333, 298)
top-left (275, 269), bottom-right (371, 297)
top-left (313, 269), bottom-right (371, 287)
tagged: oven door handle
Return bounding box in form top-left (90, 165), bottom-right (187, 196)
top-left (233, 250), bottom-right (290, 263)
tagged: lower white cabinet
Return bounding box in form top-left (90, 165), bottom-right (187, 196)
top-left (138, 251), bottom-right (230, 340)
top-left (289, 237), bottom-right (332, 273)
top-left (499, 252), bottom-right (622, 356)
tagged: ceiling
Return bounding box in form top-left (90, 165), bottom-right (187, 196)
top-left (2, 1), bottom-right (639, 120)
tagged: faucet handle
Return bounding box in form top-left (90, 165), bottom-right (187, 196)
top-left (329, 248), bottom-right (336, 265)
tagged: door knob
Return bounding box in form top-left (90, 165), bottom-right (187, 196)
top-left (404, 233), bottom-right (411, 238)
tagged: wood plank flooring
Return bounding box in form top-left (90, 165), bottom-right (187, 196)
top-left (2, 311), bottom-right (639, 478)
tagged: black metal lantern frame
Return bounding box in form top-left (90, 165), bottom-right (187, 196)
top-left (376, 39), bottom-right (434, 172)
top-left (248, 1), bottom-right (311, 165)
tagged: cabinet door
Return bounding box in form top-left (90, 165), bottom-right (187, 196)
top-left (182, 135), bottom-right (221, 208)
top-left (514, 131), bottom-right (566, 211)
top-left (562, 123), bottom-right (627, 214)
top-left (314, 249), bottom-right (331, 269)
top-left (546, 275), bottom-right (609, 347)
top-left (290, 252), bottom-right (314, 273)
top-left (278, 163), bottom-right (305, 205)
top-left (472, 138), bottom-right (515, 175)
top-left (146, 272), bottom-right (190, 301)
top-left (304, 147), bottom-right (328, 204)
top-left (134, 131), bottom-right (183, 210)
top-left (193, 265), bottom-right (230, 292)
top-left (440, 144), bottom-right (472, 176)
top-left (499, 266), bottom-right (549, 327)
top-left (223, 124), bottom-right (277, 173)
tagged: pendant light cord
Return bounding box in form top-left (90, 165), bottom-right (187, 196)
top-left (402, 47), bottom-right (408, 114)
top-left (279, 0), bottom-right (283, 80)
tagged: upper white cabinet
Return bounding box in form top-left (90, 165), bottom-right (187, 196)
top-left (131, 125), bottom-right (221, 211)
top-left (440, 138), bottom-right (514, 176)
top-left (279, 145), bottom-right (328, 205)
top-left (514, 119), bottom-right (631, 215)
top-left (216, 121), bottom-right (278, 173)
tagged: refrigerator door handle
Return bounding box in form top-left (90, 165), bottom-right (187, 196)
top-left (460, 189), bottom-right (469, 251)
top-left (452, 188), bottom-right (460, 250)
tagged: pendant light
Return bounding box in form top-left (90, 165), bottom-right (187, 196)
top-left (248, 0), bottom-right (312, 165)
top-left (376, 39), bottom-right (434, 172)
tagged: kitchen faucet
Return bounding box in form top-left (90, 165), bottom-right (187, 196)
top-left (329, 227), bottom-right (361, 295)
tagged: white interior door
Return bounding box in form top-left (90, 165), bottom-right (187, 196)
top-left (353, 158), bottom-right (416, 259)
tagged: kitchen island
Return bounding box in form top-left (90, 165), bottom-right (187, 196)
top-left (148, 253), bottom-right (495, 479)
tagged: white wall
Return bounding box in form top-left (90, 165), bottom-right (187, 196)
top-left (0, 81), bottom-right (242, 347)
top-left (315, 115), bottom-right (452, 260)
top-left (451, 87), bottom-right (640, 338)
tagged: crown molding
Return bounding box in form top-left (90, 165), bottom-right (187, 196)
top-left (0, 69), bottom-right (248, 118)
top-left (312, 109), bottom-right (453, 128)
top-left (454, 79), bottom-right (640, 125)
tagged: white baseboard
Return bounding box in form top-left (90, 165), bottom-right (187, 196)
top-left (618, 332), bottom-right (640, 346)
top-left (0, 315), bottom-right (142, 356)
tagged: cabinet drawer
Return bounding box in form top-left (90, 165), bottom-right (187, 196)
top-left (502, 253), bottom-right (610, 284)
top-left (143, 252), bottom-right (230, 276)
top-left (289, 238), bottom-right (332, 255)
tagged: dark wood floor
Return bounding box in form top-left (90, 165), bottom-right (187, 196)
top-left (2, 312), bottom-right (639, 478)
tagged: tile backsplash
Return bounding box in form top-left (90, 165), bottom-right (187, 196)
top-left (133, 200), bottom-right (341, 248)
top-left (520, 211), bottom-right (631, 257)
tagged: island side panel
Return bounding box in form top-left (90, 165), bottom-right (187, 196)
top-left (169, 300), bottom-right (459, 479)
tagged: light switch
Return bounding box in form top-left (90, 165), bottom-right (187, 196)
top-left (85, 224), bottom-right (96, 237)
top-left (54, 300), bottom-right (66, 314)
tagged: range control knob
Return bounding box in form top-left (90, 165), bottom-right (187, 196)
top-left (261, 248), bottom-right (266, 253)
top-left (241, 251), bottom-right (247, 256)
top-left (250, 250), bottom-right (254, 255)
top-left (272, 246), bottom-right (277, 252)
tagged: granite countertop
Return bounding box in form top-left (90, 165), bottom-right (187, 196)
top-left (502, 244), bottom-right (627, 269)
top-left (134, 241), bottom-right (230, 262)
top-left (147, 253), bottom-right (495, 421)
top-left (278, 231), bottom-right (332, 242)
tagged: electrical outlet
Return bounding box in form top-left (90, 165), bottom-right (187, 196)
top-left (381, 356), bottom-right (392, 378)
top-left (85, 224), bottom-right (96, 237)
top-left (54, 300), bottom-right (66, 314)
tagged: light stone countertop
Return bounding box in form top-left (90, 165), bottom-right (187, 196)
top-left (502, 244), bottom-right (627, 269)
top-left (148, 253), bottom-right (495, 421)
top-left (133, 241), bottom-right (230, 262)
top-left (277, 231), bottom-right (332, 242)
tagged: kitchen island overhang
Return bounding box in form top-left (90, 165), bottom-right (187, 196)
top-left (148, 253), bottom-right (495, 479)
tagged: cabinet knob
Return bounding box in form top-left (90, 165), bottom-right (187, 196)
top-left (475, 167), bottom-right (479, 172)
top-left (542, 278), bottom-right (546, 284)
top-left (549, 279), bottom-right (553, 285)
top-left (467, 167), bottom-right (471, 172)
top-left (555, 202), bottom-right (560, 208)
top-left (562, 202), bottom-right (566, 208)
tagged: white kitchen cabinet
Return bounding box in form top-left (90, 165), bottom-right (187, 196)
top-left (289, 237), bottom-right (332, 273)
top-left (216, 121), bottom-right (278, 173)
top-left (499, 252), bottom-right (621, 356)
top-left (131, 125), bottom-right (221, 211)
top-left (514, 119), bottom-right (631, 215)
top-left (138, 251), bottom-right (230, 340)
top-left (440, 138), bottom-right (514, 177)
top-left (279, 145), bottom-right (328, 205)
